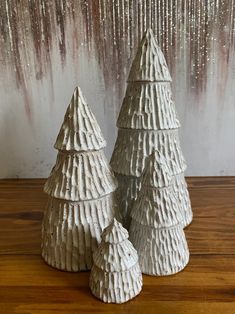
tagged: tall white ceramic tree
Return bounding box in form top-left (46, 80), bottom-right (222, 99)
top-left (129, 151), bottom-right (189, 276)
top-left (42, 86), bottom-right (118, 272)
top-left (90, 218), bottom-right (143, 303)
top-left (111, 28), bottom-right (192, 228)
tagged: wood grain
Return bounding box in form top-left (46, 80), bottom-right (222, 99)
top-left (0, 178), bottom-right (235, 313)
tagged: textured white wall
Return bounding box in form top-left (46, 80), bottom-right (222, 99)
top-left (1, 1), bottom-right (235, 178)
top-left (1, 43), bottom-right (235, 178)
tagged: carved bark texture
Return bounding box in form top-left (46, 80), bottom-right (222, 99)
top-left (42, 194), bottom-right (117, 271)
top-left (117, 82), bottom-right (180, 130)
top-left (115, 172), bottom-right (192, 228)
top-left (55, 86), bottom-right (106, 152)
top-left (44, 150), bottom-right (117, 202)
top-left (128, 28), bottom-right (172, 82)
top-left (131, 187), bottom-right (183, 229)
top-left (111, 129), bottom-right (186, 177)
top-left (129, 220), bottom-right (189, 276)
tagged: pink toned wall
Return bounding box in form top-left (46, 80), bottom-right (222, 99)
top-left (0, 1), bottom-right (235, 178)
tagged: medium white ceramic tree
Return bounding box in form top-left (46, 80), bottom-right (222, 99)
top-left (89, 218), bottom-right (143, 303)
top-left (42, 86), bottom-right (118, 272)
top-left (111, 28), bottom-right (192, 229)
top-left (129, 151), bottom-right (189, 276)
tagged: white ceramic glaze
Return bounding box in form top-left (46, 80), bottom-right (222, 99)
top-left (129, 152), bottom-right (190, 276)
top-left (110, 28), bottom-right (192, 228)
top-left (42, 86), bottom-right (118, 271)
top-left (90, 219), bottom-right (143, 303)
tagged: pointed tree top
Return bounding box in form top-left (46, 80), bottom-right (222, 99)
top-left (131, 186), bottom-right (183, 228)
top-left (128, 28), bottom-right (172, 82)
top-left (54, 86), bottom-right (106, 152)
top-left (93, 218), bottom-right (139, 272)
top-left (101, 218), bottom-right (129, 244)
top-left (142, 151), bottom-right (172, 188)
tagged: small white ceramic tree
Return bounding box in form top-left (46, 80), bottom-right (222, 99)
top-left (42, 86), bottom-right (118, 272)
top-left (129, 151), bottom-right (189, 276)
top-left (90, 218), bottom-right (143, 303)
top-left (111, 28), bottom-right (192, 229)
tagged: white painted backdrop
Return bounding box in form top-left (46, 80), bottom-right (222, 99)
top-left (0, 1), bottom-right (235, 178)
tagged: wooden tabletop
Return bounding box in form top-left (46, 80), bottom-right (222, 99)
top-left (0, 177), bottom-right (235, 314)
